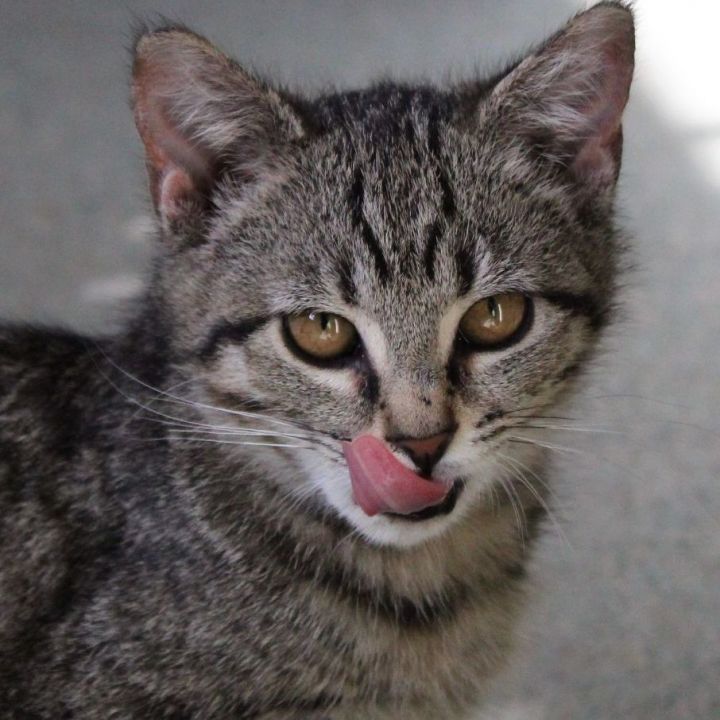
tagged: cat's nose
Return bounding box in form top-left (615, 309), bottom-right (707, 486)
top-left (391, 429), bottom-right (454, 477)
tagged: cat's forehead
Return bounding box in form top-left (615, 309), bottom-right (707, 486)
top-left (212, 82), bottom-right (595, 322)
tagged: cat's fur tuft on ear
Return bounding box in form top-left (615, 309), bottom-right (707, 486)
top-left (483, 2), bottom-right (634, 192)
top-left (131, 26), bottom-right (303, 230)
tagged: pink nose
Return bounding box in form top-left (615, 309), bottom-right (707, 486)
top-left (391, 430), bottom-right (454, 476)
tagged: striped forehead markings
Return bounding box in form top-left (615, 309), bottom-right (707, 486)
top-left (341, 99), bottom-right (462, 289)
top-left (348, 167), bottom-right (390, 284)
top-left (427, 105), bottom-right (456, 221)
top-left (423, 106), bottom-right (458, 281)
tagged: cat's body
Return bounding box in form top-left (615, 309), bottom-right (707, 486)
top-left (0, 326), bottom-right (529, 719)
top-left (0, 4), bottom-right (634, 719)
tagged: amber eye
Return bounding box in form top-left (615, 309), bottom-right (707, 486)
top-left (458, 294), bottom-right (529, 348)
top-left (285, 311), bottom-right (359, 361)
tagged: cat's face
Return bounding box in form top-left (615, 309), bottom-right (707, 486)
top-left (133, 5), bottom-right (633, 546)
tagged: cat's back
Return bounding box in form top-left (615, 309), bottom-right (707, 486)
top-left (0, 323), bottom-right (98, 434)
top-left (0, 325), bottom-right (125, 681)
top-left (0, 324), bottom-right (115, 481)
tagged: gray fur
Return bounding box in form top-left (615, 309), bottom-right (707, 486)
top-left (0, 4), bottom-right (634, 718)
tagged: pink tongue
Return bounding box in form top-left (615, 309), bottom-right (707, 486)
top-left (343, 435), bottom-right (450, 517)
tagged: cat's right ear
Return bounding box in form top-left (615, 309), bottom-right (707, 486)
top-left (132, 26), bottom-right (303, 233)
top-left (474, 2), bottom-right (634, 198)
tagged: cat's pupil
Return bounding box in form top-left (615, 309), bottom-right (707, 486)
top-left (487, 297), bottom-right (499, 321)
top-left (319, 313), bottom-right (330, 332)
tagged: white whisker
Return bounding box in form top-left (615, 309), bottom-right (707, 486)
top-left (516, 422), bottom-right (622, 436)
top-left (507, 436), bottom-right (585, 456)
top-left (490, 462), bottom-right (527, 548)
top-left (93, 343), bottom-right (303, 431)
top-left (140, 416), bottom-right (310, 440)
top-left (494, 450), bottom-right (572, 550)
top-left (156, 436), bottom-right (305, 449)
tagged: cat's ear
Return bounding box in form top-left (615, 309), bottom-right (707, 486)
top-left (132, 26), bottom-right (302, 231)
top-left (479, 2), bottom-right (634, 193)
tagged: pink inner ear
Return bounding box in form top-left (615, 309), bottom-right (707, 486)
top-left (139, 97), bottom-right (212, 220)
top-left (133, 58), bottom-right (213, 221)
top-left (565, 25), bottom-right (634, 187)
top-left (569, 80), bottom-right (628, 186)
top-left (158, 166), bottom-right (197, 222)
top-left (491, 6), bottom-right (634, 191)
top-left (571, 126), bottom-right (622, 187)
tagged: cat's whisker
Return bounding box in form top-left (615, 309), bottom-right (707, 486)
top-left (87, 352), bottom-right (288, 437)
top-left (493, 450), bottom-right (571, 550)
top-left (506, 435), bottom-right (585, 456)
top-left (154, 426), bottom-right (311, 440)
top-left (142, 435), bottom-right (305, 449)
top-left (485, 482), bottom-right (501, 515)
top-left (94, 344), bottom-right (351, 453)
top-left (495, 447), bottom-right (554, 497)
top-left (140, 416), bottom-right (311, 440)
top-left (509, 411), bottom-right (720, 450)
top-left (514, 422), bottom-right (623, 436)
top-left (503, 401), bottom-right (558, 417)
top-left (489, 463), bottom-right (527, 549)
top-left (93, 368), bottom-right (314, 442)
top-left (128, 375), bottom-right (199, 422)
top-left (94, 343), bottom-right (304, 431)
top-left (507, 414), bottom-right (580, 422)
top-left (472, 418), bottom-right (623, 446)
top-left (580, 392), bottom-right (691, 410)
top-left (131, 397), bottom-right (310, 441)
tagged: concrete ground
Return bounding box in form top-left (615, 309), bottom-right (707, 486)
top-left (2, 2), bottom-right (718, 718)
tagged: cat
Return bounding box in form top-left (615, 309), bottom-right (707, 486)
top-left (0, 2), bottom-right (634, 718)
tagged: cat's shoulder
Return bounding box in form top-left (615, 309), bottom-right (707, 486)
top-left (0, 322), bottom-right (90, 366)
top-left (0, 323), bottom-right (109, 467)
top-left (0, 322), bottom-right (94, 399)
top-left (0, 325), bottom-right (123, 661)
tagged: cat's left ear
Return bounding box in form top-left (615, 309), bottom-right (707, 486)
top-left (478, 2), bottom-right (635, 194)
top-left (132, 26), bottom-right (303, 232)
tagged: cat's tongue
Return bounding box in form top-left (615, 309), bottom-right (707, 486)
top-left (343, 435), bottom-right (450, 517)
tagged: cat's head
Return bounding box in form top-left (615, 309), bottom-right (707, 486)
top-left (131, 3), bottom-right (634, 547)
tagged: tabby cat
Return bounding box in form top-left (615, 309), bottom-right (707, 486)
top-left (0, 3), bottom-right (634, 718)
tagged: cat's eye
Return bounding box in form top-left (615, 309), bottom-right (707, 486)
top-left (459, 293), bottom-right (530, 349)
top-left (285, 311), bottom-right (359, 361)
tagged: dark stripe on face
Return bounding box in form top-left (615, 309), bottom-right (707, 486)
top-left (359, 365), bottom-right (380, 406)
top-left (348, 168), bottom-right (389, 283)
top-left (198, 317), bottom-right (268, 360)
top-left (423, 220), bottom-right (442, 280)
top-left (476, 424), bottom-right (508, 442)
top-left (427, 107), bottom-right (456, 221)
top-left (542, 292), bottom-right (605, 329)
top-left (336, 254), bottom-right (357, 305)
top-left (454, 244), bottom-right (476, 295)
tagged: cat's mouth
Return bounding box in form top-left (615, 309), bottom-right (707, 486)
top-left (384, 480), bottom-right (464, 522)
top-left (342, 435), bottom-right (461, 521)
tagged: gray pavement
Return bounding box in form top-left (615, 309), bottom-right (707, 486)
top-left (1, 2), bottom-right (718, 718)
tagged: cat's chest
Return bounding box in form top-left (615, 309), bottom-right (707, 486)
top-left (308, 581), bottom-right (518, 708)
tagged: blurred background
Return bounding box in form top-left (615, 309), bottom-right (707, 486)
top-left (1, 1), bottom-right (718, 717)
